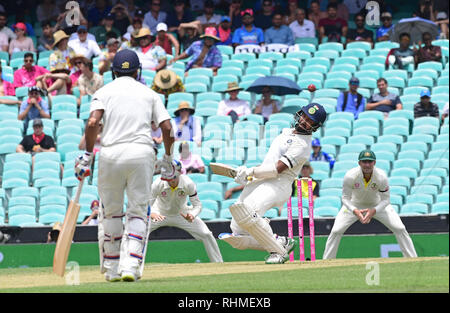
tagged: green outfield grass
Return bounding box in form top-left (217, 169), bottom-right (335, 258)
top-left (0, 257), bottom-right (448, 293)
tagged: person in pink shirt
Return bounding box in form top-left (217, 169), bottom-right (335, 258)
top-left (13, 52), bottom-right (49, 88)
top-left (0, 64), bottom-right (15, 96)
top-left (179, 141), bottom-right (205, 174)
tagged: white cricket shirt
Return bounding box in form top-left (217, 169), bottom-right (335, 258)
top-left (90, 76), bottom-right (170, 159)
top-left (262, 128), bottom-right (312, 181)
top-left (150, 175), bottom-right (202, 217)
top-left (342, 166), bottom-right (390, 212)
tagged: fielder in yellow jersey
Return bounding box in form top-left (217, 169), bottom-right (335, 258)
top-left (323, 149), bottom-right (417, 259)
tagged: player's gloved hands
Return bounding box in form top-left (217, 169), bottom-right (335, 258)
top-left (156, 155), bottom-right (177, 181)
top-left (75, 152), bottom-right (93, 181)
top-left (234, 166), bottom-right (254, 185)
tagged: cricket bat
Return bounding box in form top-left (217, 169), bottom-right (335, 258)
top-left (209, 163), bottom-right (253, 181)
top-left (53, 178), bottom-right (85, 277)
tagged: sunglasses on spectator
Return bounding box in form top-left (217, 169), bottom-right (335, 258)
top-left (152, 2), bottom-right (161, 6)
top-left (24, 59), bottom-right (34, 63)
top-left (75, 61), bottom-right (84, 65)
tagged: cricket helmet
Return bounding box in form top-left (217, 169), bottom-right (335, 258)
top-left (294, 102), bottom-right (327, 135)
top-left (111, 49), bottom-right (141, 74)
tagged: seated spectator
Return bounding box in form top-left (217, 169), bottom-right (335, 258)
top-left (98, 38), bottom-right (120, 75)
top-left (196, 0), bottom-right (222, 31)
top-left (254, 0), bottom-right (275, 31)
top-left (0, 31), bottom-right (7, 51)
top-left (232, 9), bottom-right (265, 47)
top-left (0, 64), bottom-right (15, 96)
top-left (385, 32), bottom-right (415, 70)
top-left (414, 90), bottom-right (440, 119)
top-left (151, 69), bottom-right (185, 105)
top-left (366, 78), bottom-right (402, 118)
top-left (318, 3), bottom-right (348, 43)
top-left (254, 86), bottom-right (281, 123)
top-left (172, 101), bottom-right (202, 146)
top-left (37, 20), bottom-right (54, 52)
top-left (143, 0), bottom-right (168, 35)
top-left (9, 22), bottom-right (35, 55)
top-left (346, 13), bottom-right (373, 44)
top-left (293, 162), bottom-right (320, 200)
top-left (68, 25), bottom-right (102, 60)
top-left (18, 87), bottom-right (51, 128)
top-left (133, 28), bottom-right (167, 71)
top-left (13, 52), bottom-right (49, 89)
top-left (127, 9), bottom-right (150, 36)
top-left (36, 0), bottom-right (60, 23)
top-left (414, 32), bottom-right (442, 65)
top-left (35, 63), bottom-right (72, 96)
top-left (309, 139), bottom-right (335, 169)
top-left (376, 12), bottom-right (394, 42)
top-left (229, 0), bottom-right (243, 31)
top-left (82, 200), bottom-right (99, 225)
top-left (289, 8), bottom-right (316, 40)
top-left (166, 0), bottom-right (194, 35)
top-left (329, 0), bottom-right (350, 21)
top-left (92, 13), bottom-right (122, 47)
top-left (217, 82), bottom-right (251, 122)
top-left (68, 54), bottom-right (87, 90)
top-left (265, 12), bottom-right (295, 45)
top-left (76, 59), bottom-right (103, 106)
top-left (48, 30), bottom-right (76, 74)
top-left (154, 23), bottom-right (180, 57)
top-left (442, 102), bottom-right (449, 122)
top-left (110, 2), bottom-right (132, 35)
top-left (171, 27), bottom-right (222, 75)
top-left (178, 21), bottom-right (201, 50)
top-left (285, 0), bottom-right (301, 25)
top-left (0, 12), bottom-right (15, 42)
top-left (308, 0), bottom-right (328, 30)
top-left (216, 16), bottom-right (233, 46)
top-left (151, 121), bottom-right (163, 150)
top-left (16, 118), bottom-right (55, 156)
top-left (179, 141), bottom-right (205, 174)
top-left (336, 77), bottom-right (365, 119)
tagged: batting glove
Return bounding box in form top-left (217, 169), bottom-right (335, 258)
top-left (75, 151), bottom-right (93, 181)
top-left (234, 166), bottom-right (254, 185)
top-left (156, 154), bottom-right (177, 181)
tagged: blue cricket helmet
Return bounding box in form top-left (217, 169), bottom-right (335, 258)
top-left (294, 102), bottom-right (327, 134)
top-left (111, 49), bottom-right (141, 74)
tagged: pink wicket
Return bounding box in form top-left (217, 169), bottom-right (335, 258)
top-left (286, 178), bottom-right (315, 262)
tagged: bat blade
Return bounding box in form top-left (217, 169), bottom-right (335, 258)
top-left (209, 162), bottom-right (237, 178)
top-left (53, 200), bottom-right (81, 277)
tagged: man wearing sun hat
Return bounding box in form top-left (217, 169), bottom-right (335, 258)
top-left (151, 69), bottom-right (185, 103)
top-left (323, 149), bottom-right (417, 259)
top-left (171, 101), bottom-right (202, 146)
top-left (170, 26), bottom-right (222, 74)
top-left (133, 27), bottom-right (167, 71)
top-left (217, 81), bottom-right (251, 122)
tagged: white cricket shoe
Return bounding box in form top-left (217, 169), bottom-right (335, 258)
top-left (265, 252), bottom-right (289, 264)
top-left (105, 272), bottom-right (121, 282)
top-left (277, 236), bottom-right (295, 255)
top-left (121, 271), bottom-right (138, 282)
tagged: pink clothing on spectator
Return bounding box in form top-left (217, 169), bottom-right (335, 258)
top-left (13, 65), bottom-right (50, 88)
top-left (70, 70), bottom-right (82, 87)
top-left (180, 153), bottom-right (205, 174)
top-left (0, 80), bottom-right (16, 96)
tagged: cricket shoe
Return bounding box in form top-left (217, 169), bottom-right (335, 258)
top-left (277, 236), bottom-right (295, 255)
top-left (264, 252), bottom-right (289, 264)
top-left (121, 271), bottom-right (138, 282)
top-left (105, 272), bottom-right (121, 282)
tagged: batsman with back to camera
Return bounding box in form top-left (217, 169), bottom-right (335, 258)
top-left (219, 103), bottom-right (327, 264)
top-left (149, 159), bottom-right (223, 263)
top-left (323, 149), bottom-right (417, 259)
top-left (75, 49), bottom-right (175, 282)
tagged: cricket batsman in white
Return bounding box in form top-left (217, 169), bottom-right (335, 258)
top-left (149, 159), bottom-right (223, 262)
top-left (323, 149), bottom-right (417, 259)
top-left (219, 103), bottom-right (327, 264)
top-left (75, 49), bottom-right (175, 282)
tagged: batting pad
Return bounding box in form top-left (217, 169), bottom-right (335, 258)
top-left (119, 216), bottom-right (148, 275)
top-left (230, 202), bottom-right (285, 255)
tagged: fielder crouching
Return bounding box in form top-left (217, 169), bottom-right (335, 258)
top-left (219, 103), bottom-right (327, 264)
top-left (149, 160), bottom-right (223, 263)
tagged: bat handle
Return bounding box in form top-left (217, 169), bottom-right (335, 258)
top-left (247, 176), bottom-right (253, 181)
top-left (73, 178), bottom-right (85, 203)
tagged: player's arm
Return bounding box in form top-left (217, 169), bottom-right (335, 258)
top-left (159, 119), bottom-right (174, 157)
top-left (85, 109), bottom-right (104, 153)
top-left (341, 173), bottom-right (367, 223)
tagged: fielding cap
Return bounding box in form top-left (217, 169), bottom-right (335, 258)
top-left (358, 149), bottom-right (376, 161)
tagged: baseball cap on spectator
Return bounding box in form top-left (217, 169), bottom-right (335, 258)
top-left (107, 37), bottom-right (120, 46)
top-left (221, 16), bottom-right (231, 23)
top-left (420, 90), bottom-right (431, 98)
top-left (105, 12), bottom-right (115, 20)
top-left (28, 86), bottom-right (45, 97)
top-left (14, 22), bottom-right (27, 32)
top-left (349, 77), bottom-right (360, 85)
top-left (381, 12), bottom-right (392, 19)
top-left (32, 118), bottom-right (43, 127)
top-left (77, 25), bottom-right (88, 33)
top-left (240, 9), bottom-right (253, 16)
top-left (135, 9), bottom-right (145, 18)
top-left (156, 23), bottom-right (168, 32)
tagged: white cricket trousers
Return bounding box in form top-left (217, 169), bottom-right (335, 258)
top-left (97, 144), bottom-right (155, 276)
top-left (323, 205), bottom-right (418, 259)
top-left (229, 177), bottom-right (292, 251)
top-left (150, 214), bottom-right (223, 262)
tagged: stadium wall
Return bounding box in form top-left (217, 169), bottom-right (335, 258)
top-left (0, 234), bottom-right (448, 269)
